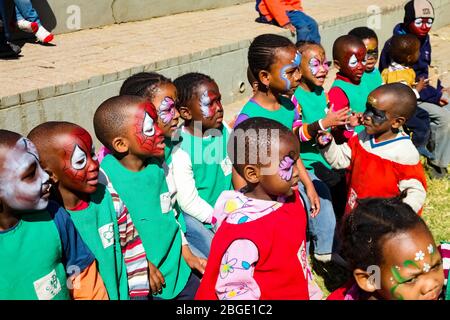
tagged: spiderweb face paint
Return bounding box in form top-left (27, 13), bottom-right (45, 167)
top-left (133, 102), bottom-right (165, 155)
top-left (0, 138), bottom-right (50, 211)
top-left (200, 90), bottom-right (216, 118)
top-left (281, 51), bottom-right (302, 91)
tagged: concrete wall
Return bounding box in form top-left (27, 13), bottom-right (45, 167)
top-left (30, 0), bottom-right (253, 35)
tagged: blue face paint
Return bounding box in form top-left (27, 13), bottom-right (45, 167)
top-left (280, 51), bottom-right (301, 91)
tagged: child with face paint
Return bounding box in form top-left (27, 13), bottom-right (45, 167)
top-left (291, 41), bottom-right (350, 264)
top-left (172, 72), bottom-right (233, 259)
top-left (235, 33), bottom-right (322, 259)
top-left (328, 35), bottom-right (369, 142)
top-left (318, 83), bottom-right (427, 216)
top-left (28, 122), bottom-right (129, 300)
top-left (94, 95), bottom-right (199, 300)
top-left (328, 192), bottom-right (445, 300)
top-left (196, 118), bottom-right (316, 300)
top-left (348, 27), bottom-right (383, 96)
top-left (379, 0), bottom-right (450, 179)
top-left (0, 130), bottom-right (108, 300)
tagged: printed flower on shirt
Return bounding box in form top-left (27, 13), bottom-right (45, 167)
top-left (220, 252), bottom-right (238, 279)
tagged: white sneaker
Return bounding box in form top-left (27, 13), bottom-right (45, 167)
top-left (35, 26), bottom-right (54, 43)
top-left (17, 19), bottom-right (39, 33)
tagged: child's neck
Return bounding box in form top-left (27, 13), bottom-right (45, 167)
top-left (337, 72), bottom-right (359, 85)
top-left (245, 185), bottom-right (282, 202)
top-left (299, 79), bottom-right (319, 93)
top-left (58, 186), bottom-right (91, 210)
top-left (0, 210), bottom-right (19, 231)
top-left (253, 90), bottom-right (282, 111)
top-left (372, 128), bottom-right (399, 143)
top-left (118, 153), bottom-right (147, 172)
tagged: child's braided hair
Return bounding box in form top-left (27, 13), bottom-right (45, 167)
top-left (173, 72), bottom-right (214, 109)
top-left (120, 72), bottom-right (172, 100)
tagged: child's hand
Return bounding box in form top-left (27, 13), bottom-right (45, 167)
top-left (227, 114), bottom-right (237, 128)
top-left (439, 94), bottom-right (449, 106)
top-left (306, 186), bottom-right (320, 218)
top-left (322, 106), bottom-right (350, 129)
top-left (348, 112), bottom-right (363, 127)
top-left (148, 260), bottom-right (165, 295)
top-left (182, 244), bottom-right (207, 274)
top-left (415, 77), bottom-right (428, 92)
top-left (316, 131), bottom-right (333, 147)
top-left (283, 23), bottom-right (296, 37)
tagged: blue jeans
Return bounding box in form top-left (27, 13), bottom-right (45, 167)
top-left (298, 171), bottom-right (337, 255)
top-left (182, 212), bottom-right (214, 259)
top-left (418, 100), bottom-right (450, 168)
top-left (152, 273), bottom-right (200, 300)
top-left (14, 0), bottom-right (41, 25)
top-left (286, 10), bottom-right (321, 44)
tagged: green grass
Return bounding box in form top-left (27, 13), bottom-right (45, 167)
top-left (311, 164), bottom-right (450, 297)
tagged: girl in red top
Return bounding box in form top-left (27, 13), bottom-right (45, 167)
top-left (196, 117), bottom-right (321, 300)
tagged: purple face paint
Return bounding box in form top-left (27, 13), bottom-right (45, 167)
top-left (158, 97), bottom-right (176, 125)
top-left (278, 155), bottom-right (295, 181)
top-left (200, 90), bottom-right (215, 118)
top-left (281, 51), bottom-right (302, 91)
top-left (309, 56), bottom-right (331, 76)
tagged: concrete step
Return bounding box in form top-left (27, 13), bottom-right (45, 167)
top-left (1, 0), bottom-right (449, 137)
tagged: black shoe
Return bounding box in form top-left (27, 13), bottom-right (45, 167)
top-left (427, 161), bottom-right (448, 179)
top-left (0, 41), bottom-right (21, 58)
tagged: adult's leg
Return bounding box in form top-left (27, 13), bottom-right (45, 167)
top-left (418, 101), bottom-right (450, 171)
top-left (182, 212), bottom-right (214, 259)
top-left (286, 10), bottom-right (321, 44)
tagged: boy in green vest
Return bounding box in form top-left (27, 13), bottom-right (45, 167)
top-left (93, 95), bottom-right (197, 300)
top-left (348, 27), bottom-right (383, 95)
top-left (0, 130), bottom-right (108, 300)
top-left (172, 73), bottom-right (234, 259)
top-left (328, 35), bottom-right (369, 142)
top-left (28, 122), bottom-right (129, 300)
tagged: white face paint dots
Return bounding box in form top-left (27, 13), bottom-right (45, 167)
top-left (0, 137), bottom-right (50, 211)
top-left (71, 145), bottom-right (87, 170)
top-left (143, 112), bottom-right (156, 137)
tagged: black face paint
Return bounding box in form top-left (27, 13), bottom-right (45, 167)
top-left (364, 102), bottom-right (388, 125)
top-left (365, 49), bottom-right (379, 59)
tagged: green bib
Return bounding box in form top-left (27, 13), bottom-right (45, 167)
top-left (332, 79), bottom-right (369, 133)
top-left (178, 124), bottom-right (233, 230)
top-left (100, 155), bottom-right (190, 299)
top-left (361, 69), bottom-right (382, 97)
top-left (0, 211), bottom-right (70, 300)
top-left (293, 86), bottom-right (331, 172)
top-left (67, 184), bottom-right (129, 300)
top-left (239, 96), bottom-right (296, 129)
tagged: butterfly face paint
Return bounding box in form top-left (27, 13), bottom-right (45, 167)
top-left (278, 154), bottom-right (295, 181)
top-left (0, 138), bottom-right (50, 211)
top-left (409, 18), bottom-right (433, 38)
top-left (133, 102), bottom-right (165, 156)
top-left (281, 51), bottom-right (302, 91)
top-left (158, 97), bottom-right (176, 125)
top-left (60, 128), bottom-right (99, 193)
top-left (308, 57), bottom-right (330, 76)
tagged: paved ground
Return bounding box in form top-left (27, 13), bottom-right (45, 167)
top-left (0, 0), bottom-right (409, 99)
top-left (224, 24), bottom-right (450, 123)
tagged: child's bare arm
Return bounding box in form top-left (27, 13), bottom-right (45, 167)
top-left (182, 245), bottom-right (207, 275)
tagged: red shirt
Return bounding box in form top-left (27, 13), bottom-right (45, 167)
top-left (195, 192), bottom-right (309, 300)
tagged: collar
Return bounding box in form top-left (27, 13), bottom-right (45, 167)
top-left (335, 73), bottom-right (353, 83)
top-left (388, 61), bottom-right (410, 72)
top-left (369, 131), bottom-right (410, 148)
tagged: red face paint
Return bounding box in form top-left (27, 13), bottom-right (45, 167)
top-left (133, 102), bottom-right (165, 156)
top-left (340, 46), bottom-right (367, 84)
top-left (61, 128), bottom-right (99, 187)
top-left (408, 18), bottom-right (433, 38)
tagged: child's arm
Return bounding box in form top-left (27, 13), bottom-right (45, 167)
top-left (299, 107), bottom-right (350, 142)
top-left (328, 87), bottom-right (355, 141)
top-left (297, 158), bottom-right (320, 217)
top-left (50, 203), bottom-right (108, 300)
top-left (398, 179), bottom-right (426, 214)
top-left (317, 132), bottom-right (352, 169)
top-left (182, 245), bottom-right (207, 275)
top-left (172, 147), bottom-right (214, 224)
top-left (215, 240), bottom-right (260, 300)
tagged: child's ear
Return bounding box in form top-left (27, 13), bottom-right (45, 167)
top-left (353, 268), bottom-right (378, 293)
top-left (243, 165), bottom-right (260, 185)
top-left (178, 106), bottom-right (192, 121)
top-left (391, 116), bottom-right (406, 129)
top-left (258, 70), bottom-right (271, 89)
top-left (111, 137), bottom-right (129, 154)
top-left (333, 60), bottom-right (341, 71)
